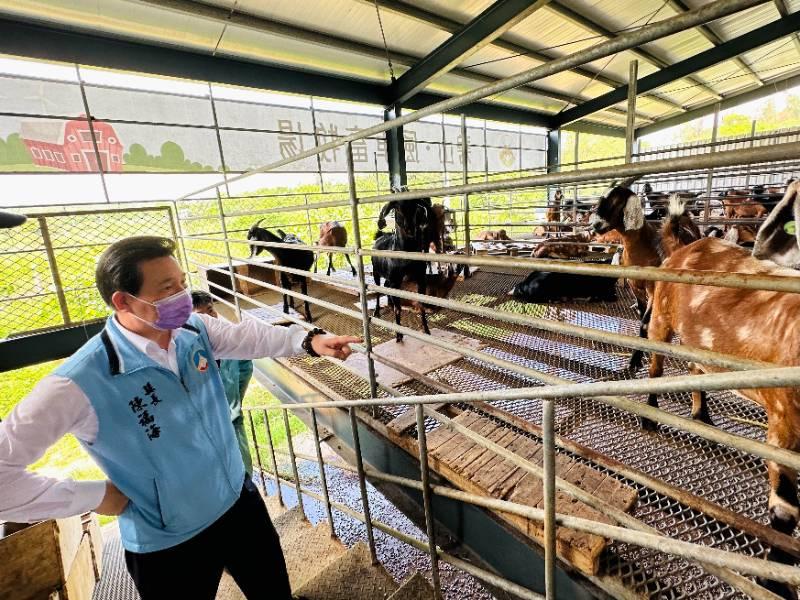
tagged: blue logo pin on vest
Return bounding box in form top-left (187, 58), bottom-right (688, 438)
top-left (193, 349), bottom-right (210, 373)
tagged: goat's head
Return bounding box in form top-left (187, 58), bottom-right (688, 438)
top-left (643, 182), bottom-right (653, 195)
top-left (247, 219), bottom-right (268, 257)
top-left (591, 186), bottom-right (643, 235)
top-left (753, 179), bottom-right (800, 269)
top-left (247, 220), bottom-right (281, 257)
top-left (553, 188), bottom-right (563, 202)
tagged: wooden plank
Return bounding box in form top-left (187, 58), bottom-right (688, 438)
top-left (449, 422), bottom-right (504, 474)
top-left (594, 475), bottom-right (638, 513)
top-left (506, 473), bottom-right (545, 534)
top-left (425, 412), bottom-right (481, 454)
top-left (56, 516), bottom-right (84, 581)
top-left (561, 462), bottom-right (606, 498)
top-left (0, 520), bottom-right (62, 600)
top-left (387, 404), bottom-right (445, 436)
top-left (416, 413), bottom-right (638, 576)
top-left (64, 536), bottom-right (95, 600)
top-left (461, 428), bottom-right (517, 479)
top-left (431, 418), bottom-right (496, 463)
top-left (81, 513), bottom-right (103, 580)
top-left (432, 419), bottom-right (502, 477)
top-left (345, 328), bottom-right (484, 387)
top-left (486, 433), bottom-right (545, 496)
top-left (494, 438), bottom-right (544, 500)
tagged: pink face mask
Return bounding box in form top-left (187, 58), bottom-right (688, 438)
top-left (128, 289), bottom-right (193, 331)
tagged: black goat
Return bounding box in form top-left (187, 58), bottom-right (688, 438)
top-left (378, 197), bottom-right (439, 274)
top-left (372, 201), bottom-right (430, 342)
top-left (510, 260), bottom-right (618, 303)
top-left (247, 222), bottom-right (314, 322)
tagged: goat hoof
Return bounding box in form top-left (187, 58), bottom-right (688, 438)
top-left (641, 418), bottom-right (659, 432)
top-left (756, 578), bottom-right (798, 600)
top-left (395, 334), bottom-right (404, 343)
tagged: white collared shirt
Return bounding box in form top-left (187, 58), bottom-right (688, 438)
top-left (0, 313), bottom-right (306, 523)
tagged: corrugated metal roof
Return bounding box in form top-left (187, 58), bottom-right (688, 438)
top-left (0, 0), bottom-right (798, 132)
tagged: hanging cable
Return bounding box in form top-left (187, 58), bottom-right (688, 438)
top-left (374, 0), bottom-right (397, 83)
top-left (212, 0), bottom-right (239, 56)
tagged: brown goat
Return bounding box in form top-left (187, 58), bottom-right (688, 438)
top-left (659, 195), bottom-right (702, 258)
top-left (723, 188), bottom-right (768, 223)
top-left (592, 189), bottom-right (701, 370)
top-left (724, 223), bottom-right (758, 248)
top-left (546, 189), bottom-right (563, 234)
top-left (474, 229), bottom-right (510, 241)
top-left (591, 186), bottom-right (663, 313)
top-left (399, 264), bottom-right (464, 313)
top-left (645, 235), bottom-right (800, 596)
top-left (593, 229), bottom-right (624, 245)
top-left (315, 221), bottom-right (356, 277)
top-left (532, 232), bottom-right (592, 260)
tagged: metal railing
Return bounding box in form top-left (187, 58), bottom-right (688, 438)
top-left (0, 206), bottom-right (175, 340)
top-left (175, 78), bottom-right (800, 598)
top-left (170, 1), bottom-right (800, 594)
top-left (0, 1), bottom-right (775, 597)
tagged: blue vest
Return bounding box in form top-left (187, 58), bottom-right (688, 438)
top-left (54, 315), bottom-right (245, 553)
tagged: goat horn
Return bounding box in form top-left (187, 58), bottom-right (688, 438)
top-left (254, 218), bottom-right (265, 228)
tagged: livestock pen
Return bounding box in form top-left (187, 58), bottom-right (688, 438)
top-left (4, 1), bottom-right (800, 599)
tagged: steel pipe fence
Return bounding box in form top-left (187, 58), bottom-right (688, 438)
top-left (0, 2), bottom-right (787, 596)
top-left (171, 27), bottom-right (800, 592)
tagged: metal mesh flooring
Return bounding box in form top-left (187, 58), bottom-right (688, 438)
top-left (277, 268), bottom-right (787, 600)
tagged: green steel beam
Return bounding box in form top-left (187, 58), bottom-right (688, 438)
top-left (0, 322), bottom-right (104, 372)
top-left (387, 0), bottom-right (550, 104)
top-left (0, 17), bottom-right (558, 128)
top-left (554, 12), bottom-right (800, 127)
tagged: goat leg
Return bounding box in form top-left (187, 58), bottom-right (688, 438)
top-left (313, 253), bottom-right (319, 273)
top-left (280, 273), bottom-right (292, 314)
top-left (687, 363), bottom-right (712, 424)
top-left (392, 294), bottom-right (404, 343)
top-left (418, 277), bottom-right (431, 335)
top-left (629, 301), bottom-right (652, 372)
top-left (301, 277), bottom-right (313, 322)
top-left (373, 274), bottom-right (381, 317)
top-left (345, 253), bottom-right (356, 276)
top-left (642, 310), bottom-right (672, 432)
top-left (758, 414), bottom-right (800, 600)
top-left (326, 253), bottom-right (334, 277)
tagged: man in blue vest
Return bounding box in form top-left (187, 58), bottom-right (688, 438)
top-left (0, 236), bottom-right (360, 599)
top-left (191, 290), bottom-right (255, 475)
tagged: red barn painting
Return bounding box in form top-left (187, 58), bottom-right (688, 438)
top-left (20, 118), bottom-right (123, 172)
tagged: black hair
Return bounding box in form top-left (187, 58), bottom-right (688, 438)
top-left (191, 290), bottom-right (214, 308)
top-left (95, 236), bottom-right (177, 305)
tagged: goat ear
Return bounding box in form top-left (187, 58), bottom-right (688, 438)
top-left (277, 228), bottom-right (287, 238)
top-left (623, 193), bottom-right (644, 231)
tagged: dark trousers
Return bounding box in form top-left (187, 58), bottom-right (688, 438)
top-left (124, 477), bottom-right (291, 600)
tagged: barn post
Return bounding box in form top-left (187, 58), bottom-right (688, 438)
top-left (461, 114), bottom-right (472, 277)
top-left (384, 103), bottom-right (408, 190)
top-left (704, 102), bottom-right (721, 227)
